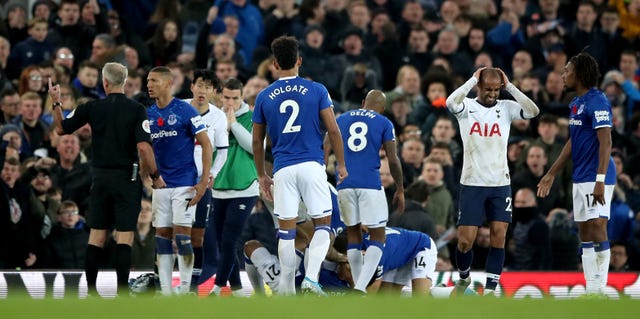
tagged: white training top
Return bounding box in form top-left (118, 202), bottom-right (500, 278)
top-left (183, 99), bottom-right (229, 178)
top-left (446, 77), bottom-right (539, 187)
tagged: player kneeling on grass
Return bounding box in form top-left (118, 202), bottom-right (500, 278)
top-left (364, 227), bottom-right (437, 296)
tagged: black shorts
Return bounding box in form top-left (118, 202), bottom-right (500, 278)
top-left (457, 184), bottom-right (512, 226)
top-left (88, 168), bottom-right (142, 232)
top-left (193, 188), bottom-right (212, 228)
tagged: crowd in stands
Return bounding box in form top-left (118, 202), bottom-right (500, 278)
top-left (1, 0), bottom-right (640, 274)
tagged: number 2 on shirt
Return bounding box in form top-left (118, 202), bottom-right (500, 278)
top-left (280, 100), bottom-right (301, 133)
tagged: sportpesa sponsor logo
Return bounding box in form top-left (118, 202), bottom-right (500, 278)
top-left (569, 118), bottom-right (582, 126)
top-left (594, 110), bottom-right (610, 122)
top-left (150, 130), bottom-right (178, 139)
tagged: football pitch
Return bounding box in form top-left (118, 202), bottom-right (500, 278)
top-left (2, 295), bottom-right (640, 319)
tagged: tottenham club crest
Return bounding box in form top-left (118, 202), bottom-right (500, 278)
top-left (167, 114), bottom-right (177, 126)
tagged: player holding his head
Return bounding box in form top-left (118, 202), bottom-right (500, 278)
top-left (146, 66), bottom-right (213, 295)
top-left (183, 69), bottom-right (229, 291)
top-left (335, 89), bottom-right (405, 293)
top-left (252, 35), bottom-right (348, 295)
top-left (446, 67), bottom-right (539, 295)
top-left (538, 52), bottom-right (615, 295)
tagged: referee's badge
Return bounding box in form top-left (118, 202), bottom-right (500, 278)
top-left (142, 120), bottom-right (151, 133)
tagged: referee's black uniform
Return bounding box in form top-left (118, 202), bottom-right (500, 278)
top-left (61, 93), bottom-right (150, 230)
top-left (60, 92), bottom-right (151, 294)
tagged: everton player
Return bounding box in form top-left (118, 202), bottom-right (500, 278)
top-left (253, 35), bottom-right (347, 296)
top-left (446, 67), bottom-right (539, 295)
top-left (147, 66), bottom-right (213, 295)
top-left (335, 89), bottom-right (405, 293)
top-left (538, 53), bottom-right (615, 296)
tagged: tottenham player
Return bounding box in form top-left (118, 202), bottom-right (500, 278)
top-left (243, 182), bottom-right (350, 295)
top-left (252, 35), bottom-right (348, 295)
top-left (365, 227), bottom-right (437, 296)
top-left (538, 53), bottom-right (615, 295)
top-left (335, 89), bottom-right (405, 293)
top-left (147, 66), bottom-right (213, 295)
top-left (184, 69), bottom-right (229, 290)
top-left (446, 67), bottom-right (539, 296)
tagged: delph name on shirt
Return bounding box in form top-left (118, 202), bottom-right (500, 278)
top-left (349, 110), bottom-right (376, 119)
top-left (268, 84), bottom-right (309, 100)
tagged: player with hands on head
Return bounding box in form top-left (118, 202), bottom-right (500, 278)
top-left (537, 52), bottom-right (615, 296)
top-left (446, 66), bottom-right (539, 296)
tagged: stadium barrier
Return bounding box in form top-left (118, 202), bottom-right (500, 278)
top-left (1, 271), bottom-right (639, 299)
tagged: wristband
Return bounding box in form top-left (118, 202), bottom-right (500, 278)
top-left (52, 102), bottom-right (62, 109)
top-left (596, 174), bottom-right (605, 183)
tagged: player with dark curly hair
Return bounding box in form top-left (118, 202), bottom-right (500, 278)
top-left (538, 52), bottom-right (616, 296)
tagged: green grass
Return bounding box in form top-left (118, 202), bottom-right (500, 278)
top-left (2, 296), bottom-right (640, 319)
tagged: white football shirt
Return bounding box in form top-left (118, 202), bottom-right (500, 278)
top-left (183, 99), bottom-right (229, 177)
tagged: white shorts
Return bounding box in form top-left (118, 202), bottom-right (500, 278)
top-left (253, 251), bottom-right (281, 293)
top-left (338, 188), bottom-right (388, 227)
top-left (572, 182), bottom-right (614, 222)
top-left (273, 161), bottom-right (331, 220)
top-left (152, 187), bottom-right (197, 228)
top-left (382, 239), bottom-right (437, 287)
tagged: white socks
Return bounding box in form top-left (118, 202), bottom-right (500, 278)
top-left (355, 245), bottom-right (383, 292)
top-left (305, 227), bottom-right (331, 282)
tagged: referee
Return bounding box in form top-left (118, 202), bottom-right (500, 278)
top-left (49, 62), bottom-right (164, 296)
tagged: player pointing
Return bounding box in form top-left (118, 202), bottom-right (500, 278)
top-left (252, 35), bottom-right (347, 295)
top-left (446, 67), bottom-right (539, 296)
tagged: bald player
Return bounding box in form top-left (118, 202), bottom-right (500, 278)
top-left (336, 89), bottom-right (405, 293)
top-left (445, 67), bottom-right (539, 296)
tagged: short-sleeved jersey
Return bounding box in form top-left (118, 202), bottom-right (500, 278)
top-left (147, 98), bottom-right (206, 187)
top-left (183, 99), bottom-right (229, 178)
top-left (253, 76), bottom-right (332, 173)
top-left (363, 227), bottom-right (432, 274)
top-left (61, 93), bottom-right (150, 169)
top-left (452, 98), bottom-right (527, 186)
top-left (568, 88), bottom-right (616, 184)
top-left (335, 109), bottom-right (395, 190)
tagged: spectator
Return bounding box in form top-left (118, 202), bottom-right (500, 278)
top-left (50, 134), bottom-right (91, 215)
top-left (2, 0), bottom-right (28, 46)
top-left (432, 28), bottom-right (473, 78)
top-left (6, 17), bottom-right (54, 80)
top-left (610, 0), bottom-right (640, 41)
top-left (512, 145), bottom-right (564, 216)
top-left (45, 200), bottom-right (89, 269)
top-left (564, 1), bottom-right (607, 74)
top-left (546, 208), bottom-right (579, 270)
top-left (418, 157), bottom-right (455, 239)
top-left (28, 165), bottom-right (60, 225)
top-left (400, 137), bottom-right (425, 187)
top-left (131, 198), bottom-right (155, 270)
top-left (47, 0), bottom-right (109, 63)
top-left (400, 26), bottom-right (434, 77)
top-left (385, 65), bottom-right (424, 111)
top-left (0, 123), bottom-right (22, 161)
top-left (609, 241), bottom-right (630, 272)
top-left (12, 92), bottom-right (49, 158)
top-left (388, 179), bottom-right (437, 238)
top-left (147, 18), bottom-right (182, 67)
top-left (509, 188), bottom-right (552, 270)
top-left (334, 27), bottom-right (383, 93)
top-left (599, 6), bottom-right (629, 72)
top-left (340, 63), bottom-right (378, 110)
top-left (53, 47), bottom-right (75, 71)
top-left (17, 65), bottom-right (44, 96)
top-left (71, 61), bottom-right (103, 99)
top-left (471, 225), bottom-right (491, 270)
top-left (263, 0), bottom-right (300, 46)
top-left (209, 0), bottom-right (264, 66)
top-left (0, 157), bottom-right (41, 269)
top-left (0, 36), bottom-right (11, 91)
top-left (0, 88), bottom-right (20, 125)
top-left (106, 9), bottom-right (151, 69)
top-left (299, 25), bottom-right (341, 95)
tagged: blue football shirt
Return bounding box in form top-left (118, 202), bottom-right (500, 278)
top-left (147, 98), bottom-right (206, 188)
top-left (363, 227), bottom-right (432, 274)
top-left (568, 88), bottom-right (616, 184)
top-left (253, 76), bottom-right (332, 173)
top-left (336, 109), bottom-right (395, 190)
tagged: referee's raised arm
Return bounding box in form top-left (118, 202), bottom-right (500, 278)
top-left (48, 78), bottom-right (66, 136)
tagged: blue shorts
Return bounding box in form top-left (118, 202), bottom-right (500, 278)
top-left (457, 185), bottom-right (512, 226)
top-left (193, 188), bottom-right (212, 228)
